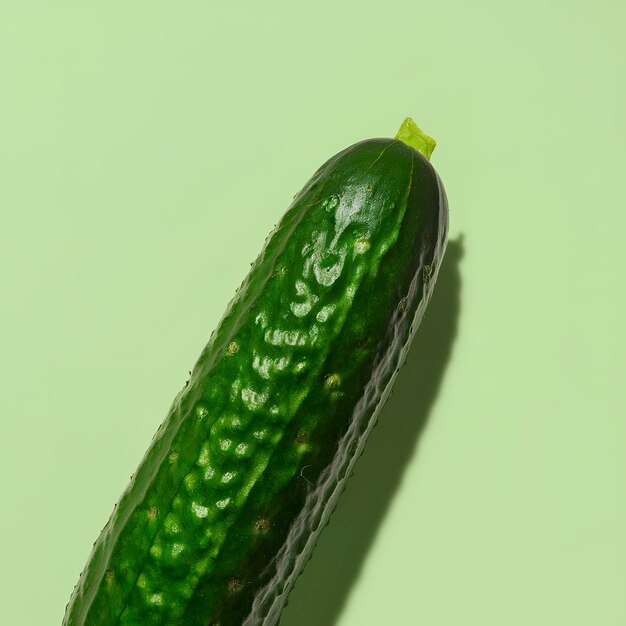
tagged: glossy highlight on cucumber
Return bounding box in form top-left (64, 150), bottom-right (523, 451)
top-left (63, 118), bottom-right (449, 626)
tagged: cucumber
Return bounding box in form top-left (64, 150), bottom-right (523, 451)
top-left (63, 117), bottom-right (448, 626)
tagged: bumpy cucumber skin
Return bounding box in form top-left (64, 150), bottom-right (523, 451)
top-left (63, 137), bottom-right (448, 626)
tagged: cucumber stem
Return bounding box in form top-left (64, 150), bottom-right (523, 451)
top-left (395, 118), bottom-right (436, 160)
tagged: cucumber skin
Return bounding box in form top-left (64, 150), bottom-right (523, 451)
top-left (63, 137), bottom-right (448, 626)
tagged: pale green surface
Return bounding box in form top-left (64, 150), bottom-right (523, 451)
top-left (1, 2), bottom-right (625, 625)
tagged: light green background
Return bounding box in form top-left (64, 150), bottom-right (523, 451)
top-left (1, 2), bottom-right (624, 624)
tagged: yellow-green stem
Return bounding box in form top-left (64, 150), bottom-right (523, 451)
top-left (395, 117), bottom-right (436, 160)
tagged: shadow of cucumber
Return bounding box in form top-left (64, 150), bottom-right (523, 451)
top-left (279, 237), bottom-right (464, 626)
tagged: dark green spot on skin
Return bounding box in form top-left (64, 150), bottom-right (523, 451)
top-left (295, 430), bottom-right (309, 444)
top-left (324, 373), bottom-right (341, 390)
top-left (322, 194), bottom-right (340, 212)
top-left (330, 391), bottom-right (344, 403)
top-left (227, 577), bottom-right (242, 594)
top-left (226, 341), bottom-right (239, 356)
top-left (354, 237), bottom-right (370, 254)
top-left (253, 518), bottom-right (270, 535)
top-left (356, 336), bottom-right (370, 351)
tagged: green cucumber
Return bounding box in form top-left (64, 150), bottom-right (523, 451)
top-left (63, 117), bottom-right (449, 626)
